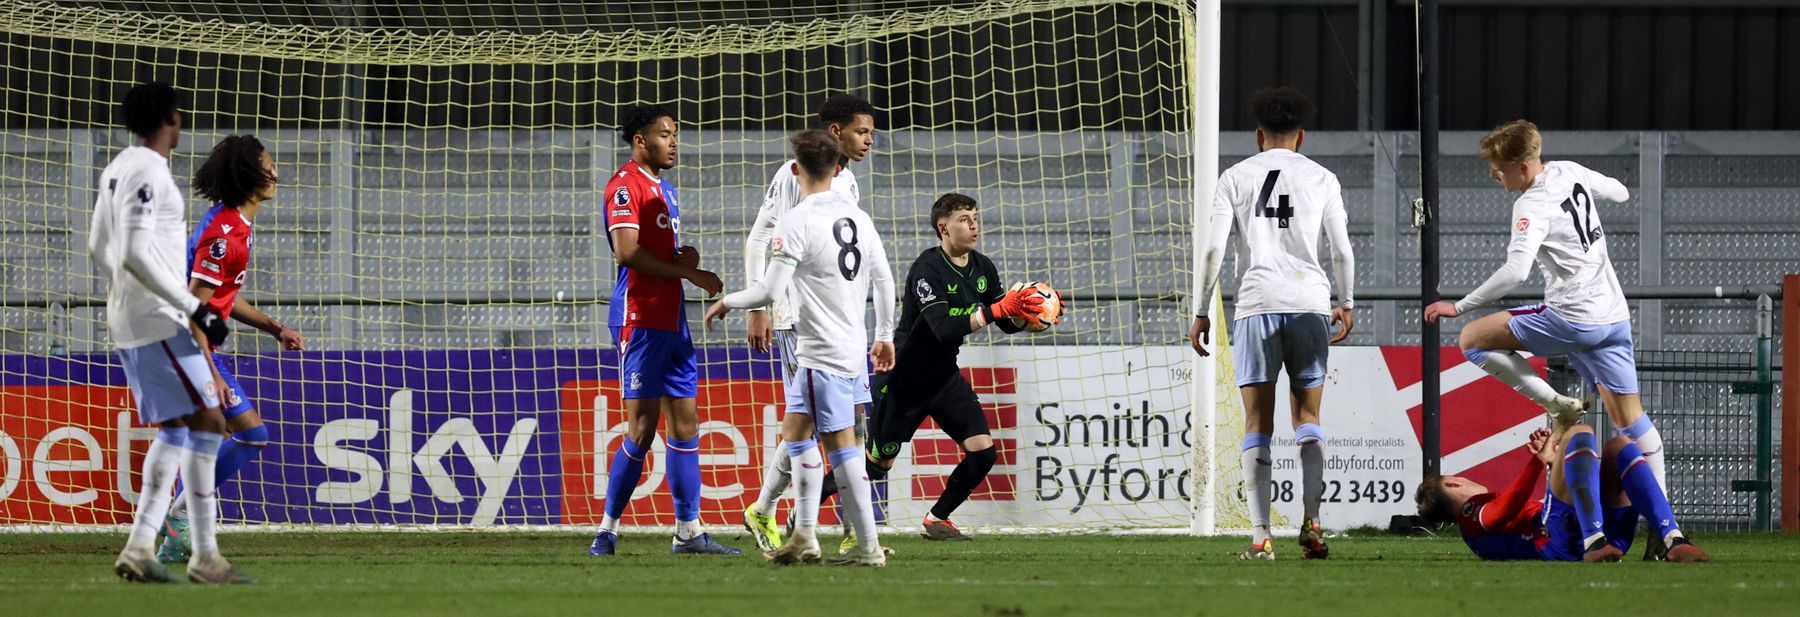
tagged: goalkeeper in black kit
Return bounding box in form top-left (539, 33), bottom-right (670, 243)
top-left (865, 193), bottom-right (1058, 541)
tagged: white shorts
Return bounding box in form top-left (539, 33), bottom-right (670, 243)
top-left (776, 329), bottom-right (871, 406)
top-left (117, 333), bottom-right (220, 425)
top-left (784, 366), bottom-right (861, 434)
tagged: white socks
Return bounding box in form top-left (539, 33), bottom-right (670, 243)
top-left (674, 519), bottom-right (701, 540)
top-left (753, 440), bottom-right (792, 518)
top-left (123, 432), bottom-right (185, 555)
top-left (830, 447), bottom-right (880, 556)
top-left (790, 442), bottom-right (825, 539)
top-left (182, 431), bottom-right (224, 564)
top-left (1475, 350), bottom-right (1569, 410)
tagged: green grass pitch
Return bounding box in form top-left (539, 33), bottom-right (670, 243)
top-left (4, 531), bottom-right (1796, 616)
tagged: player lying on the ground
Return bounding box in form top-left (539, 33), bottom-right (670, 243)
top-left (1189, 86), bottom-right (1355, 560)
top-left (1415, 425), bottom-right (1708, 563)
top-left (864, 193), bottom-right (1056, 542)
top-left (157, 134), bottom-right (306, 565)
top-left (91, 81), bottom-right (251, 584)
top-left (741, 93), bottom-right (881, 556)
top-left (588, 104), bottom-right (738, 557)
top-left (707, 128), bottom-right (897, 566)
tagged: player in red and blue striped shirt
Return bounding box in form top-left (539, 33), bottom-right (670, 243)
top-left (157, 135), bottom-right (304, 567)
top-left (588, 105), bottom-right (738, 557)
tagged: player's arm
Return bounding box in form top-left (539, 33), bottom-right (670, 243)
top-left (1189, 178), bottom-right (1235, 356)
top-left (1479, 451), bottom-right (1549, 530)
top-left (741, 173), bottom-right (786, 309)
top-left (118, 176), bottom-right (201, 316)
top-left (1582, 165), bottom-right (1631, 203)
top-left (230, 300), bottom-right (304, 350)
top-left (1323, 186), bottom-right (1356, 343)
top-left (610, 227), bottom-right (722, 296)
top-left (1425, 201), bottom-right (1546, 323)
top-left (980, 268), bottom-right (1023, 335)
top-left (707, 219), bottom-right (801, 325)
top-left (868, 231), bottom-right (897, 372)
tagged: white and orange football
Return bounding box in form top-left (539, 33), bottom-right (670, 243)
top-left (1010, 281), bottom-right (1062, 332)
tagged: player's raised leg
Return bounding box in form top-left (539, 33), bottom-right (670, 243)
top-left (1457, 310), bottom-right (1587, 428)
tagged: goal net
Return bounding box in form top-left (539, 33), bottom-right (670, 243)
top-left (0, 0), bottom-right (1238, 533)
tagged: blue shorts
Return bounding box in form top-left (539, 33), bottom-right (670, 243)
top-left (1506, 305), bottom-right (1639, 395)
top-left (1537, 497), bottom-right (1639, 561)
top-left (613, 325), bottom-right (698, 400)
top-left (117, 334), bottom-right (221, 425)
top-left (1230, 313), bottom-right (1330, 389)
top-left (785, 366), bottom-right (861, 434)
top-left (211, 353), bottom-right (256, 419)
top-left (777, 329), bottom-right (871, 406)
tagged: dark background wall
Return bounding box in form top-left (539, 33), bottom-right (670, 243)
top-left (4, 1), bottom-right (1797, 131)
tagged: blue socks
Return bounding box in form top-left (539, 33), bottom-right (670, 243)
top-left (1561, 431), bottom-right (1605, 545)
top-left (604, 438), bottom-right (648, 521)
top-left (172, 425), bottom-right (266, 516)
top-left (1616, 441), bottom-right (1682, 544)
top-left (667, 436), bottom-right (702, 526)
top-left (213, 425), bottom-right (268, 490)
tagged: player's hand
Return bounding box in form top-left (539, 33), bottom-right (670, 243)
top-left (746, 310), bottom-right (773, 353)
top-left (702, 299), bottom-right (730, 330)
top-left (687, 268), bottom-right (724, 297)
top-left (1189, 315), bottom-right (1211, 357)
top-left (1525, 428), bottom-right (1556, 464)
top-left (190, 305), bottom-right (230, 347)
top-left (206, 362), bottom-right (231, 411)
top-left (1423, 301), bottom-right (1459, 325)
top-left (1330, 306), bottom-right (1355, 344)
top-left (275, 326), bottom-right (305, 351)
top-left (989, 287), bottom-right (1046, 324)
top-left (869, 341), bottom-right (896, 373)
top-left (674, 245), bottom-right (701, 269)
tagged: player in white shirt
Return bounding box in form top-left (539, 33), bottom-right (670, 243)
top-left (739, 94), bottom-right (879, 554)
top-left (88, 82), bottom-right (251, 584)
top-left (1424, 120), bottom-right (1670, 557)
top-left (707, 129), bottom-right (897, 566)
top-left (1189, 87), bottom-right (1355, 560)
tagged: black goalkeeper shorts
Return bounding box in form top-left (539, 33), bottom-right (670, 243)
top-left (867, 371), bottom-right (988, 461)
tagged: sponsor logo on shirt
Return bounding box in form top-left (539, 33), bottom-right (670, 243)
top-left (612, 208), bottom-right (632, 217)
top-left (915, 279), bottom-right (936, 302)
top-left (613, 186), bottom-right (631, 207)
top-left (137, 186), bottom-right (152, 203)
top-left (234, 271), bottom-right (248, 285)
top-left (201, 261), bottom-right (221, 273)
top-left (209, 238), bottom-right (229, 259)
top-left (222, 224), bottom-right (234, 233)
top-left (1515, 217), bottom-right (1530, 233)
top-left (976, 276), bottom-right (987, 293)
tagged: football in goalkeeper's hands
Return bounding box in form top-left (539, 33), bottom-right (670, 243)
top-left (1008, 281), bottom-right (1061, 332)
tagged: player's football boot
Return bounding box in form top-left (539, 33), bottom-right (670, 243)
top-left (825, 546), bottom-right (888, 567)
top-left (837, 533), bottom-right (895, 556)
top-left (1581, 537), bottom-right (1625, 563)
top-left (1663, 537), bottom-right (1710, 564)
top-left (741, 505), bottom-right (783, 552)
top-left (114, 551), bottom-right (181, 584)
top-left (1298, 517), bottom-right (1330, 560)
top-left (155, 515), bottom-right (192, 565)
top-left (767, 533), bottom-right (822, 565)
top-left (1238, 538), bottom-right (1275, 561)
top-left (1641, 531), bottom-right (1669, 561)
top-left (587, 530), bottom-right (618, 556)
top-left (186, 558), bottom-right (256, 585)
top-left (1546, 393), bottom-right (1587, 434)
top-left (920, 517), bottom-right (972, 542)
top-left (671, 532), bottom-right (743, 555)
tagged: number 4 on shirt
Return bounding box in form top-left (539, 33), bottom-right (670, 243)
top-left (1255, 169), bottom-right (1293, 228)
